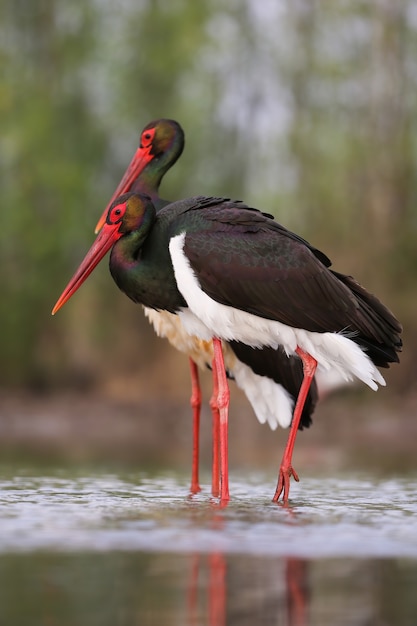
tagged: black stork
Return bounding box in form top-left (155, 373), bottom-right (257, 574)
top-left (93, 119), bottom-right (319, 500)
top-left (53, 193), bottom-right (402, 503)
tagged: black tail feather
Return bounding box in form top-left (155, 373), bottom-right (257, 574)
top-left (331, 271), bottom-right (402, 367)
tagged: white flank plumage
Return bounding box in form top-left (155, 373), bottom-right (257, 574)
top-left (169, 233), bottom-right (386, 392)
top-left (144, 306), bottom-right (295, 429)
top-left (144, 307), bottom-right (212, 368)
top-left (232, 359), bottom-right (294, 429)
top-left (315, 368), bottom-right (354, 397)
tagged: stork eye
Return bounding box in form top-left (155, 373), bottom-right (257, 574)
top-left (141, 127), bottom-right (155, 147)
top-left (108, 204), bottom-right (125, 224)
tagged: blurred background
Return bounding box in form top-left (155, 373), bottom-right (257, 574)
top-left (1, 0), bottom-right (416, 474)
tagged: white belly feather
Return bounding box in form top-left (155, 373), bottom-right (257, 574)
top-left (143, 306), bottom-right (295, 429)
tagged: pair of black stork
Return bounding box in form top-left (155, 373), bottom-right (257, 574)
top-left (53, 119), bottom-right (402, 504)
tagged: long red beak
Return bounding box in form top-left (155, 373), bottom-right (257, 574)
top-left (94, 146), bottom-right (153, 233)
top-left (52, 222), bottom-right (122, 315)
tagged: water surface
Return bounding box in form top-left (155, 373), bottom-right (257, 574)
top-left (0, 466), bottom-right (416, 625)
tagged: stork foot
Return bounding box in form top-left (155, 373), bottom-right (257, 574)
top-left (189, 481), bottom-right (202, 495)
top-left (272, 465), bottom-right (300, 504)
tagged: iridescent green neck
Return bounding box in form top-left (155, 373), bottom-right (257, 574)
top-left (109, 204), bottom-right (184, 312)
top-left (130, 138), bottom-right (184, 207)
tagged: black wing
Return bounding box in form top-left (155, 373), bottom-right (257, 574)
top-left (182, 202), bottom-right (401, 365)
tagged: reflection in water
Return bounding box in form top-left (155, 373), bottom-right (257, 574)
top-left (286, 558), bottom-right (309, 626)
top-left (2, 551), bottom-right (417, 626)
top-left (186, 510), bottom-right (309, 626)
top-left (209, 553), bottom-right (226, 626)
top-left (186, 552), bottom-right (309, 626)
top-left (0, 468), bottom-right (417, 624)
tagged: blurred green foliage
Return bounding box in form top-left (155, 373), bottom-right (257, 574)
top-left (0, 0), bottom-right (415, 389)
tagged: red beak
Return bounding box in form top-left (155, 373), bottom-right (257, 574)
top-left (94, 145), bottom-right (153, 233)
top-left (52, 221), bottom-right (122, 315)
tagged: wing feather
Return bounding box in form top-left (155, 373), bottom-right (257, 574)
top-left (181, 203), bottom-right (401, 363)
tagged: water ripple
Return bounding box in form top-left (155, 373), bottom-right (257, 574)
top-left (0, 472), bottom-right (416, 557)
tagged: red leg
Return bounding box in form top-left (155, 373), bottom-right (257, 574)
top-left (273, 347), bottom-right (317, 504)
top-left (189, 358), bottom-right (202, 494)
top-left (210, 371), bottom-right (220, 498)
top-left (212, 338), bottom-right (230, 503)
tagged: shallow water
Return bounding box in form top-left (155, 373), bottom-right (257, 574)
top-left (1, 466), bottom-right (416, 625)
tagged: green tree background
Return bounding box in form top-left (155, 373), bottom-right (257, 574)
top-left (1, 0), bottom-right (415, 405)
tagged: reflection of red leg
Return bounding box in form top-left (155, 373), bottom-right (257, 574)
top-left (286, 557), bottom-right (309, 626)
top-left (209, 553), bottom-right (226, 626)
top-left (187, 553), bottom-right (200, 626)
top-left (189, 358), bottom-right (202, 494)
top-left (212, 338), bottom-right (230, 503)
top-left (273, 347), bottom-right (317, 503)
top-left (210, 370), bottom-right (220, 498)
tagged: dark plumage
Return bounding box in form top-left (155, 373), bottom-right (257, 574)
top-left (53, 191), bottom-right (401, 504)
top-left (95, 120), bottom-right (321, 499)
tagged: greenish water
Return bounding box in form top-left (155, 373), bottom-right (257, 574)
top-left (0, 466), bottom-right (416, 625)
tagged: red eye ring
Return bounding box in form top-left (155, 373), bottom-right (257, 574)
top-left (108, 204), bottom-right (125, 225)
top-left (141, 127), bottom-right (155, 147)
